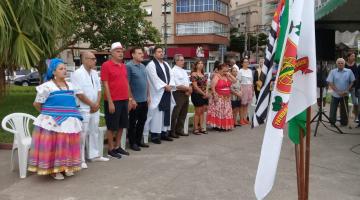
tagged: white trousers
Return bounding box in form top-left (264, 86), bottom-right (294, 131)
top-left (80, 111), bottom-right (101, 160)
top-left (143, 106), bottom-right (174, 136)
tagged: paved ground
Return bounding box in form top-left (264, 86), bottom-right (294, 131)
top-left (0, 108), bottom-right (359, 200)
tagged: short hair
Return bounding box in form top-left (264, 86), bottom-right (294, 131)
top-left (174, 54), bottom-right (184, 62)
top-left (130, 47), bottom-right (143, 55)
top-left (153, 46), bottom-right (163, 53)
top-left (336, 58), bottom-right (345, 64)
top-left (229, 58), bottom-right (236, 64)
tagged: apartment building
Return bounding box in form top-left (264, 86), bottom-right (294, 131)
top-left (140, 0), bottom-right (231, 71)
top-left (229, 0), bottom-right (262, 33)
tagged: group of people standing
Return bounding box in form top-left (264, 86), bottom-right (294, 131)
top-left (26, 42), bottom-right (264, 180)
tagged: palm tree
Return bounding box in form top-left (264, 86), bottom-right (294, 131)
top-left (0, 0), bottom-right (73, 96)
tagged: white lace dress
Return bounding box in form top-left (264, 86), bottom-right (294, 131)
top-left (33, 81), bottom-right (83, 133)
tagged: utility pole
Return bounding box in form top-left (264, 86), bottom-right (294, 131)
top-left (241, 9), bottom-right (257, 58)
top-left (162, 0), bottom-right (171, 60)
top-left (254, 24), bottom-right (270, 63)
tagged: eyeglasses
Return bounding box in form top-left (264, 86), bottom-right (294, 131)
top-left (86, 57), bottom-right (97, 61)
top-left (178, 59), bottom-right (184, 61)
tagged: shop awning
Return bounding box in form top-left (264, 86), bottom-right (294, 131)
top-left (315, 0), bottom-right (360, 31)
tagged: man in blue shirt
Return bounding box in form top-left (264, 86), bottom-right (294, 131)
top-left (327, 58), bottom-right (355, 126)
top-left (126, 47), bottom-right (150, 151)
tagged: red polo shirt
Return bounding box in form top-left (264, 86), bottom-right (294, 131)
top-left (101, 60), bottom-right (129, 101)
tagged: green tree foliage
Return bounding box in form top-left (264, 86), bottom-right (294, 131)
top-left (70, 0), bottom-right (161, 50)
top-left (0, 0), bottom-right (72, 96)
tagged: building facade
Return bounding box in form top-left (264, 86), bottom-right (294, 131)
top-left (229, 0), bottom-right (262, 33)
top-left (60, 0), bottom-right (231, 72)
top-left (141, 0), bottom-right (231, 71)
top-left (262, 0), bottom-right (277, 25)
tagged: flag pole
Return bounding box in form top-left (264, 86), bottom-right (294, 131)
top-left (299, 128), bottom-right (305, 200)
top-left (295, 144), bottom-right (301, 199)
top-left (304, 106), bottom-right (311, 199)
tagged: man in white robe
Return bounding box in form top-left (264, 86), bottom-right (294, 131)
top-left (143, 46), bottom-right (176, 144)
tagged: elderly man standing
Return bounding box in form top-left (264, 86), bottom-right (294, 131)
top-left (126, 47), bottom-right (150, 151)
top-left (170, 54), bottom-right (192, 138)
top-left (101, 42), bottom-right (135, 159)
top-left (327, 58), bottom-right (355, 126)
top-left (71, 51), bottom-right (109, 168)
top-left (143, 46), bottom-right (175, 144)
top-left (229, 58), bottom-right (239, 72)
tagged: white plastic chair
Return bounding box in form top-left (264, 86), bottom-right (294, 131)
top-left (99, 113), bottom-right (126, 152)
top-left (184, 113), bottom-right (195, 135)
top-left (1, 113), bottom-right (36, 178)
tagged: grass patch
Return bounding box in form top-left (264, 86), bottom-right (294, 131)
top-left (0, 85), bottom-right (38, 143)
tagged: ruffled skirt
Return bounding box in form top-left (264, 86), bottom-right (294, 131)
top-left (28, 126), bottom-right (81, 175)
top-left (207, 95), bottom-right (234, 130)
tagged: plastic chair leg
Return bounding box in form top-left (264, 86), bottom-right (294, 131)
top-left (10, 148), bottom-right (16, 171)
top-left (98, 127), bottom-right (105, 157)
top-left (184, 117), bottom-right (190, 135)
top-left (121, 129), bottom-right (127, 150)
top-left (18, 147), bottom-right (29, 178)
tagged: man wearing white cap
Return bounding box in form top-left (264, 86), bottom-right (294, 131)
top-left (101, 42), bottom-right (136, 158)
top-left (143, 46), bottom-right (176, 144)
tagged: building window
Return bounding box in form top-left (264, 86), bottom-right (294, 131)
top-left (176, 21), bottom-right (227, 37)
top-left (176, 0), bottom-right (189, 12)
top-left (161, 26), bottom-right (172, 37)
top-left (176, 0), bottom-right (227, 15)
top-left (204, 0), bottom-right (214, 11)
top-left (143, 5), bottom-right (152, 16)
top-left (162, 3), bottom-right (171, 14)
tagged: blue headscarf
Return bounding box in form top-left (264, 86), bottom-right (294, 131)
top-left (44, 58), bottom-right (64, 81)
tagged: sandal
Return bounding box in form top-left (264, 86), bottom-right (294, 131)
top-left (50, 173), bottom-right (64, 180)
top-left (200, 129), bottom-right (207, 134)
top-left (193, 129), bottom-right (202, 135)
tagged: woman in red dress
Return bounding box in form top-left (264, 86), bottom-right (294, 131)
top-left (207, 64), bottom-right (237, 131)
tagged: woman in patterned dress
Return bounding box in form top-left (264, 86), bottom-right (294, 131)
top-left (28, 58), bottom-right (83, 180)
top-left (190, 59), bottom-right (209, 135)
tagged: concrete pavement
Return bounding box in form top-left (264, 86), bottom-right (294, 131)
top-left (0, 110), bottom-right (359, 200)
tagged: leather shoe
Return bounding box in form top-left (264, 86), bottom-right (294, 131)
top-left (161, 135), bottom-right (173, 141)
top-left (169, 133), bottom-right (179, 138)
top-left (151, 138), bottom-right (161, 144)
top-left (177, 132), bottom-right (188, 136)
top-left (130, 144), bottom-right (141, 151)
top-left (139, 143), bottom-right (149, 148)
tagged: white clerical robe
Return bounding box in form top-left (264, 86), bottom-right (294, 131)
top-left (143, 60), bottom-right (176, 136)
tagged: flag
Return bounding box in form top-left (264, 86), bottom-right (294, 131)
top-left (287, 0), bottom-right (317, 144)
top-left (252, 0), bottom-right (286, 127)
top-left (254, 0), bottom-right (305, 199)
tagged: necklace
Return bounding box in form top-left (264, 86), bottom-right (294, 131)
top-left (52, 79), bottom-right (69, 90)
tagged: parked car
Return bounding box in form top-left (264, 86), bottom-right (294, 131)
top-left (14, 71), bottom-right (40, 86)
top-left (5, 69), bottom-right (31, 83)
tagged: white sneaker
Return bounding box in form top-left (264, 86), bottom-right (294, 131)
top-left (91, 157), bottom-right (110, 162)
top-left (64, 171), bottom-right (74, 177)
top-left (51, 173), bottom-right (64, 180)
top-left (81, 162), bottom-right (88, 169)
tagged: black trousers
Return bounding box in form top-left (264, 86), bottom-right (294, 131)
top-left (329, 96), bottom-right (349, 125)
top-left (128, 102), bottom-right (148, 145)
top-left (171, 91), bottom-right (189, 135)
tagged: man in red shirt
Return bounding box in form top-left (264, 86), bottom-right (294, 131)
top-left (101, 42), bottom-right (136, 159)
